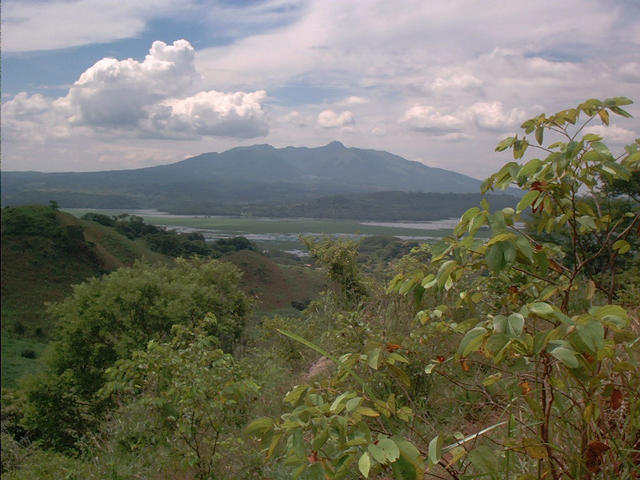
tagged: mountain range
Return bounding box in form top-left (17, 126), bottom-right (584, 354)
top-left (1, 142), bottom-right (516, 219)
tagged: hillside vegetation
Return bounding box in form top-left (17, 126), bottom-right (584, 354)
top-left (1, 205), bottom-right (328, 388)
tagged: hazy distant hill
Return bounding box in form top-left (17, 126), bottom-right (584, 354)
top-left (2, 142), bottom-right (502, 218)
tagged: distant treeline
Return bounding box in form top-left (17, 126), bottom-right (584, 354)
top-left (165, 191), bottom-right (519, 220)
top-left (81, 212), bottom-right (254, 258)
top-left (2, 190), bottom-right (518, 221)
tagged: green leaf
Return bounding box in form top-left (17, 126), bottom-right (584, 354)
top-left (486, 243), bottom-right (506, 272)
top-left (598, 109), bottom-right (610, 126)
top-left (368, 443), bottom-right (387, 464)
top-left (330, 391), bottom-right (356, 413)
top-left (535, 126), bottom-right (544, 145)
top-left (367, 347), bottom-right (382, 370)
top-left (460, 206), bottom-right (481, 223)
top-left (482, 373), bottom-right (503, 386)
top-left (549, 346), bottom-right (580, 368)
top-left (358, 452), bottom-right (371, 478)
top-left (606, 96), bottom-right (633, 106)
top-left (391, 439), bottom-right (424, 480)
top-left (613, 239), bottom-right (631, 254)
top-left (245, 417), bottom-right (274, 436)
top-left (457, 327), bottom-right (487, 357)
top-left (522, 438), bottom-right (548, 459)
top-left (421, 274), bottom-right (436, 289)
top-left (356, 407), bottom-right (380, 417)
top-left (575, 320), bottom-right (604, 354)
top-left (487, 232), bottom-right (515, 246)
top-left (528, 302), bottom-right (554, 317)
top-left (583, 133), bottom-right (602, 142)
top-left (518, 158), bottom-right (542, 178)
top-left (312, 428), bottom-right (330, 450)
top-left (467, 445), bottom-right (500, 474)
top-left (591, 305), bottom-right (628, 329)
top-left (609, 106), bottom-right (632, 118)
top-left (506, 313), bottom-right (525, 337)
top-left (516, 191), bottom-right (540, 213)
top-left (428, 435), bottom-right (443, 466)
top-left (515, 236), bottom-right (533, 262)
top-left (391, 455), bottom-right (418, 480)
top-left (346, 397), bottom-right (363, 412)
top-left (495, 136), bottom-right (516, 152)
top-left (369, 438), bottom-right (400, 464)
top-left (436, 260), bottom-right (457, 289)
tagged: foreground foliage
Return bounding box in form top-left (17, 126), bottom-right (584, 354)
top-left (250, 98), bottom-right (640, 479)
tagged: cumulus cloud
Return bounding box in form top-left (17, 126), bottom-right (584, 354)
top-left (401, 105), bottom-right (463, 134)
top-left (2, 93), bottom-right (74, 142)
top-left (339, 96), bottom-right (369, 106)
top-left (402, 101), bottom-right (527, 135)
top-left (430, 72), bottom-right (483, 94)
top-left (3, 40), bottom-right (269, 141)
top-left (463, 101), bottom-right (526, 130)
top-left (67, 40), bottom-right (198, 128)
top-left (585, 124), bottom-right (638, 144)
top-left (317, 109), bottom-right (355, 128)
top-left (153, 90), bottom-right (268, 138)
top-left (283, 111), bottom-right (307, 127)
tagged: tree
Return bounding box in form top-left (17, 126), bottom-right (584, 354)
top-left (251, 98), bottom-right (640, 479)
top-left (21, 258), bottom-right (250, 450)
top-left (101, 318), bottom-right (259, 479)
top-left (303, 236), bottom-right (368, 305)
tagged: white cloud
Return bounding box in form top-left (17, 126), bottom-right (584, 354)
top-left (317, 110), bottom-right (354, 128)
top-left (430, 73), bottom-right (483, 94)
top-left (2, 93), bottom-right (74, 142)
top-left (340, 96), bottom-right (369, 106)
top-left (2, 0), bottom-right (190, 53)
top-left (401, 101), bottom-right (528, 136)
top-left (585, 124), bottom-right (637, 144)
top-left (401, 105), bottom-right (463, 134)
top-left (463, 101), bottom-right (526, 131)
top-left (3, 40), bottom-right (269, 141)
top-left (67, 40), bottom-right (199, 128)
top-left (283, 111), bottom-right (308, 127)
top-left (153, 90), bottom-right (268, 138)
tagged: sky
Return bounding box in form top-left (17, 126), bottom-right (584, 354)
top-left (2, 0), bottom-right (640, 178)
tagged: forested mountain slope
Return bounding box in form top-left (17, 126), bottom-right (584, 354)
top-left (2, 142), bottom-right (494, 215)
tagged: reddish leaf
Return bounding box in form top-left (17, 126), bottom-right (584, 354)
top-left (436, 355), bottom-right (446, 363)
top-left (585, 441), bottom-right (609, 473)
top-left (611, 389), bottom-right (623, 410)
top-left (519, 381), bottom-right (532, 396)
top-left (460, 359), bottom-right (470, 371)
top-left (549, 259), bottom-right (564, 273)
top-left (386, 343), bottom-right (401, 353)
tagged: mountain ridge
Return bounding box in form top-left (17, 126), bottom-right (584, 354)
top-left (2, 142), bottom-right (509, 217)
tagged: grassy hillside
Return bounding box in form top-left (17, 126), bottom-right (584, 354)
top-left (222, 249), bottom-right (325, 313)
top-left (1, 205), bottom-right (167, 336)
top-left (1, 205), bottom-right (327, 387)
top-left (1, 205), bottom-right (170, 387)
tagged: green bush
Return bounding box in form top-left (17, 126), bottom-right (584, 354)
top-left (20, 258), bottom-right (251, 451)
